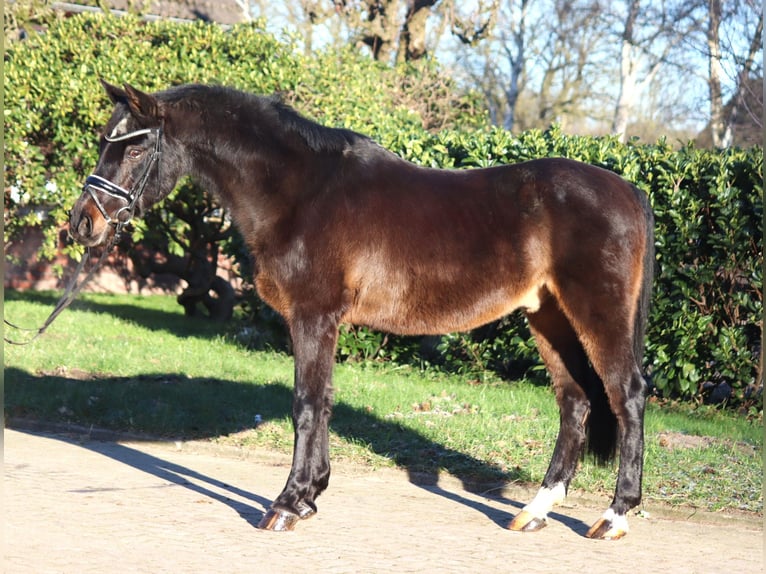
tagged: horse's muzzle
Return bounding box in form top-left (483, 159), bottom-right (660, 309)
top-left (69, 200), bottom-right (111, 247)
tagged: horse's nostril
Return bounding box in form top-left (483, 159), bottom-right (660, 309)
top-left (79, 215), bottom-right (93, 237)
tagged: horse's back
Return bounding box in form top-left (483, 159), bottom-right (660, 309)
top-left (337, 156), bottom-right (648, 335)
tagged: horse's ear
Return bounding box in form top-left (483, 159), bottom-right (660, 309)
top-left (100, 79), bottom-right (129, 105)
top-left (123, 83), bottom-right (162, 124)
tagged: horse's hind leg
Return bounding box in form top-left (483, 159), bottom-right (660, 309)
top-left (584, 360), bottom-right (647, 540)
top-left (258, 312), bottom-right (338, 531)
top-left (555, 287), bottom-right (648, 540)
top-left (508, 294), bottom-right (592, 532)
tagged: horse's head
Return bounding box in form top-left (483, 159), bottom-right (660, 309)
top-left (70, 80), bottom-right (181, 246)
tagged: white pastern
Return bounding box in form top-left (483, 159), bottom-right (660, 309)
top-left (600, 508), bottom-right (629, 534)
top-left (523, 483), bottom-right (567, 519)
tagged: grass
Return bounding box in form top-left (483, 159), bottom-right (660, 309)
top-left (4, 291), bottom-right (763, 515)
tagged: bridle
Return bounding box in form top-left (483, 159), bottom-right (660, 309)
top-left (83, 123), bottom-right (163, 233)
top-left (4, 123), bottom-right (164, 345)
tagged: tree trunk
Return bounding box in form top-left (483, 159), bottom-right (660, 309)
top-left (501, 0), bottom-right (528, 132)
top-left (612, 41), bottom-right (638, 141)
top-left (359, 0), bottom-right (403, 62)
top-left (611, 0), bottom-right (640, 142)
top-left (707, 0), bottom-right (725, 147)
top-left (397, 0), bottom-right (438, 62)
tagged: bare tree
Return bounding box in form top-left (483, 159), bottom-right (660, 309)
top-left (610, 0), bottom-right (702, 142)
top-left (707, 0), bottom-right (763, 147)
top-left (331, 0), bottom-right (497, 62)
top-left (451, 0), bottom-right (616, 133)
top-left (244, 1), bottom-right (763, 143)
top-left (449, 0), bottom-right (529, 131)
top-left (533, 0), bottom-right (606, 129)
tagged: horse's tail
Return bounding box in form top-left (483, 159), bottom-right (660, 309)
top-left (632, 187), bottom-right (654, 373)
top-left (586, 185), bottom-right (654, 464)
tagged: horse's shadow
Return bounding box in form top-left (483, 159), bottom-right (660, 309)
top-left (69, 437), bottom-right (272, 528)
top-left (7, 364), bottom-right (590, 535)
top-left (414, 481), bottom-right (591, 535)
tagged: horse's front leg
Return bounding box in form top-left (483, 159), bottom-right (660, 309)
top-left (258, 313), bottom-right (339, 531)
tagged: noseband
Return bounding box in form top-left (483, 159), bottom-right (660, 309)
top-left (83, 125), bottom-right (163, 228)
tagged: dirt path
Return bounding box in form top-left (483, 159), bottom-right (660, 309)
top-left (4, 427), bottom-right (763, 573)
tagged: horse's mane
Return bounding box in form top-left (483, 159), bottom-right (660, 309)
top-left (270, 98), bottom-right (366, 154)
top-left (159, 84), bottom-right (370, 155)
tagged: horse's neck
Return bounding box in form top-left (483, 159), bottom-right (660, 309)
top-left (182, 129), bottom-right (315, 248)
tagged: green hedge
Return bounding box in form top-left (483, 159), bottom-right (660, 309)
top-left (4, 14), bottom-right (762, 410)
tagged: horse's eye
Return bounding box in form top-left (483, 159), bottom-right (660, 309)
top-left (127, 147), bottom-right (144, 160)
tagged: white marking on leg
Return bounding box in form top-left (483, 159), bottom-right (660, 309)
top-left (601, 508), bottom-right (629, 534)
top-left (523, 483), bottom-right (567, 519)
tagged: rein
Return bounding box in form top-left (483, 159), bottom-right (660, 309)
top-left (4, 125), bottom-right (163, 345)
top-left (4, 234), bottom-right (121, 345)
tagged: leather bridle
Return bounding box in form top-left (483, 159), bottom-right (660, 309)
top-left (83, 124), bottom-right (163, 229)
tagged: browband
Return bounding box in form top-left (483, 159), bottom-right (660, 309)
top-left (104, 127), bottom-right (154, 143)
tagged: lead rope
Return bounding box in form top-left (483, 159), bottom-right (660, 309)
top-left (4, 226), bottom-right (126, 345)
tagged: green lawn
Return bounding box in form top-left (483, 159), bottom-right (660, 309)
top-left (4, 291), bottom-right (762, 514)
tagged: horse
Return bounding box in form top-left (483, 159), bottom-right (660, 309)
top-left (69, 81), bottom-right (654, 540)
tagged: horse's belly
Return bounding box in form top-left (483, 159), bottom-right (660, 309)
top-left (344, 280), bottom-right (544, 336)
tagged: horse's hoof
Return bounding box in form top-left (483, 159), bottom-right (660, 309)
top-left (585, 517), bottom-right (627, 540)
top-left (296, 501), bottom-right (317, 520)
top-left (258, 502), bottom-right (316, 531)
top-left (508, 510), bottom-right (548, 532)
top-left (257, 509), bottom-right (301, 531)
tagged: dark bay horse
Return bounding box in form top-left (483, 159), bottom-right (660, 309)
top-left (70, 82), bottom-right (654, 540)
